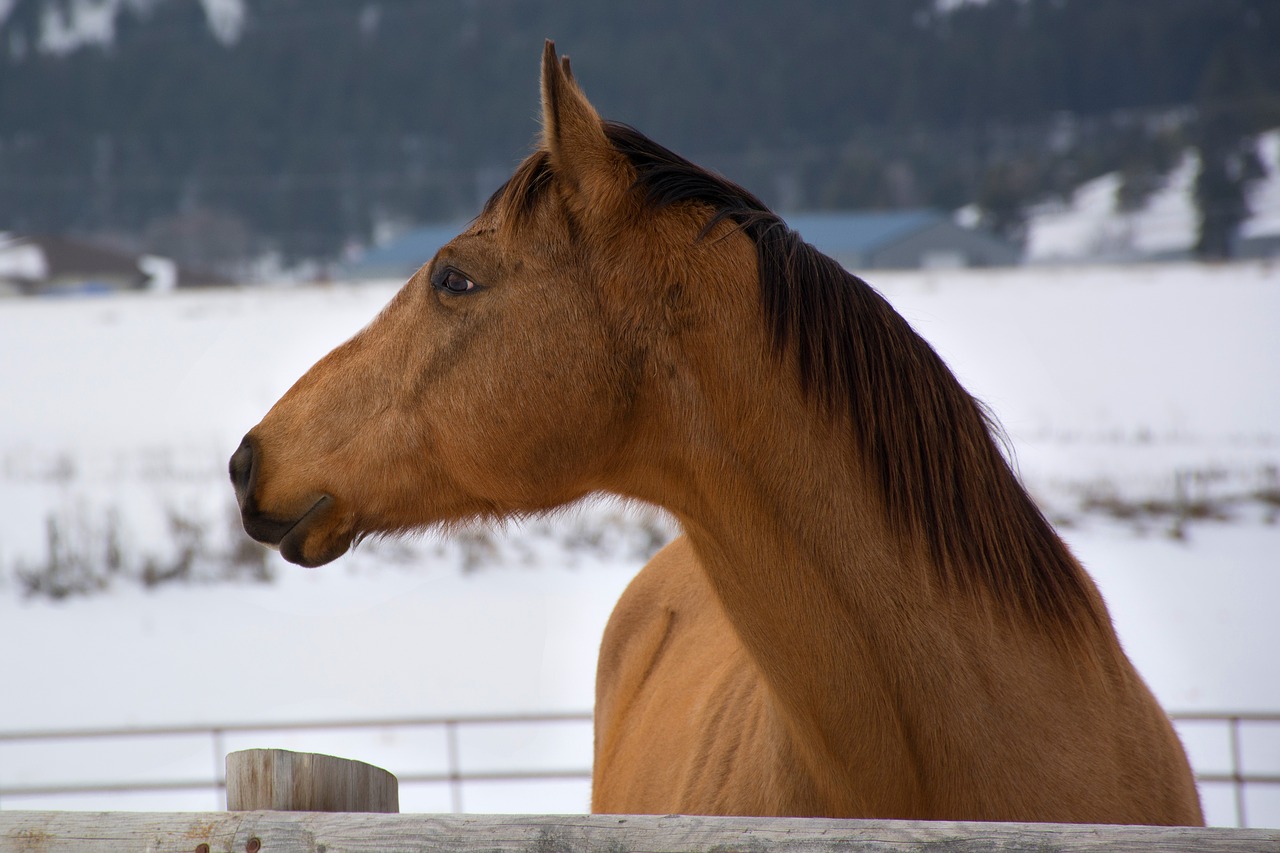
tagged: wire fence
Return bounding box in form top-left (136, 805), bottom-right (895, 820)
top-left (0, 711), bottom-right (594, 816)
top-left (0, 711), bottom-right (1276, 827)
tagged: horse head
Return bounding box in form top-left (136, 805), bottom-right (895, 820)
top-left (231, 42), bottom-right (748, 566)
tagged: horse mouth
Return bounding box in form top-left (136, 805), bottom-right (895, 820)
top-left (241, 494), bottom-right (346, 568)
top-left (231, 435), bottom-right (352, 567)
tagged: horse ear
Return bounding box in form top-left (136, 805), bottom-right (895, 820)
top-left (540, 40), bottom-right (626, 204)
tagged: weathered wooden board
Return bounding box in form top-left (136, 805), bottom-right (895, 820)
top-left (226, 749), bottom-right (399, 813)
top-left (1, 812), bottom-right (1277, 853)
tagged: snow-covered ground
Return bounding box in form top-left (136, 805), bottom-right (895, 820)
top-left (0, 261), bottom-right (1277, 825)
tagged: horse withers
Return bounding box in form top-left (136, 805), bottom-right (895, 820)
top-left (231, 42), bottom-right (1203, 825)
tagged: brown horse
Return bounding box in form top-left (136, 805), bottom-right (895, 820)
top-left (231, 42), bottom-right (1203, 825)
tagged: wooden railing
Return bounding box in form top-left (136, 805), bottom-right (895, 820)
top-left (1, 811), bottom-right (1276, 853)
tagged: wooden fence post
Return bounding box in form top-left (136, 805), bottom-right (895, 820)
top-left (226, 749), bottom-right (399, 813)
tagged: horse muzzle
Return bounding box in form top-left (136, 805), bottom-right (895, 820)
top-left (229, 435), bottom-right (345, 567)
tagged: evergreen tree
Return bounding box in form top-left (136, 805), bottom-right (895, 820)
top-left (1191, 29), bottom-right (1274, 260)
top-left (0, 0), bottom-right (1278, 266)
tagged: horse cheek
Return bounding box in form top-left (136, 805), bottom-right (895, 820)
top-left (485, 333), bottom-right (627, 505)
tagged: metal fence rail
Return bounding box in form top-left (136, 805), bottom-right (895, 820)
top-left (1166, 711), bottom-right (1280, 829)
top-left (0, 712), bottom-right (594, 814)
top-left (1, 711), bottom-right (1276, 827)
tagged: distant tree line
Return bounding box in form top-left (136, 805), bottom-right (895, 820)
top-left (0, 0), bottom-right (1277, 270)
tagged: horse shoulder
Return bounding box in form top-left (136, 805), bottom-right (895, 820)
top-left (592, 536), bottom-right (816, 816)
top-left (594, 537), bottom-right (694, 727)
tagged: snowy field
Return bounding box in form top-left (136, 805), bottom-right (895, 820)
top-left (0, 261), bottom-right (1278, 825)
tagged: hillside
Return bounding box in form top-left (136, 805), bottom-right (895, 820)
top-left (1025, 129), bottom-right (1280, 262)
top-left (2, 0), bottom-right (1278, 267)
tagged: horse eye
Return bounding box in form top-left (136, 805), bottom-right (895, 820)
top-left (433, 268), bottom-right (478, 295)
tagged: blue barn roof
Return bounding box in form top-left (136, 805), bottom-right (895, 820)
top-left (784, 210), bottom-right (945, 256)
top-left (344, 222), bottom-right (465, 279)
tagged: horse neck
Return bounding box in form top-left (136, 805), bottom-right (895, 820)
top-left (617, 280), bottom-right (1120, 812)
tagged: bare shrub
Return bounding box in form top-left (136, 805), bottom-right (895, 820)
top-left (17, 514), bottom-right (110, 600)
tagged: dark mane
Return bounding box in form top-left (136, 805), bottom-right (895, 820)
top-left (482, 149), bottom-right (553, 224)
top-left (602, 121), bottom-right (1103, 633)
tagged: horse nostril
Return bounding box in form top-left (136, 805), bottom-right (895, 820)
top-left (229, 435), bottom-right (256, 505)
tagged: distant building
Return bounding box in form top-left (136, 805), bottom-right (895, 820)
top-left (1239, 231), bottom-right (1280, 260)
top-left (785, 210), bottom-right (1022, 270)
top-left (0, 235), bottom-right (222, 296)
top-left (340, 222), bottom-right (465, 281)
top-left (339, 210), bottom-right (1019, 282)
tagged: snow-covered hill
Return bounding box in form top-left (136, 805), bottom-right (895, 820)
top-left (0, 0), bottom-right (244, 51)
top-left (1024, 130), bottom-right (1280, 264)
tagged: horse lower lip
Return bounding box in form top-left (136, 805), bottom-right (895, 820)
top-left (278, 495), bottom-right (336, 566)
